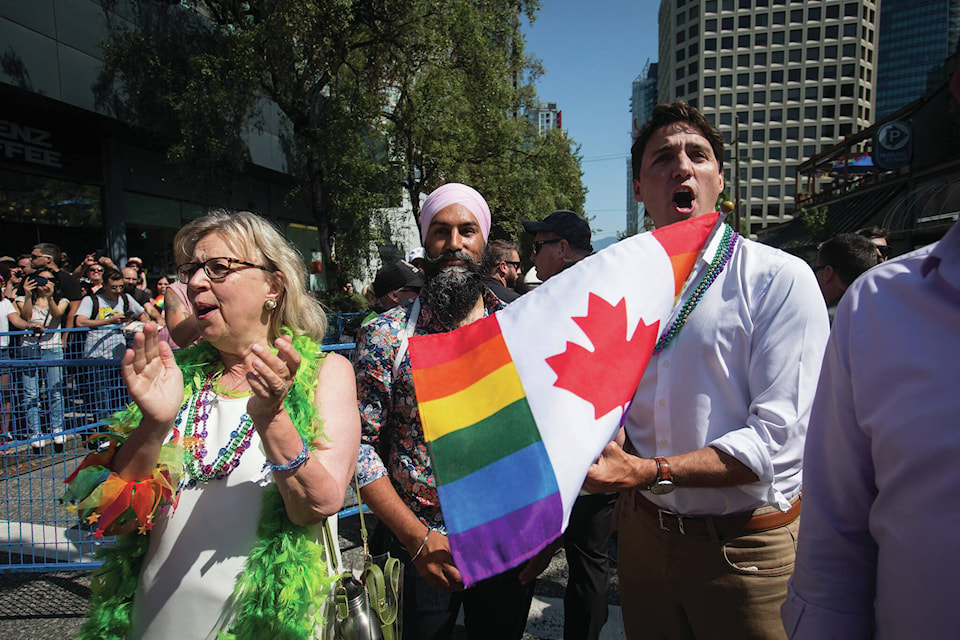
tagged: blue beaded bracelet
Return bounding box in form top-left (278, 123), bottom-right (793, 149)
top-left (263, 438), bottom-right (310, 473)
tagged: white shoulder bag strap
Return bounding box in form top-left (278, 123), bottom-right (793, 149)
top-left (392, 297), bottom-right (420, 381)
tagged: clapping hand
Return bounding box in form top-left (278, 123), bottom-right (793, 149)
top-left (245, 336), bottom-right (299, 428)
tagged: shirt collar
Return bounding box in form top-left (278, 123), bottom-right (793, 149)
top-left (922, 218), bottom-right (960, 288)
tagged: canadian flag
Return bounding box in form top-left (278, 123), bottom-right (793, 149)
top-left (409, 212), bottom-right (723, 586)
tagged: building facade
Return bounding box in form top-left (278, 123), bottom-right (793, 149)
top-left (528, 102), bottom-right (562, 136)
top-left (657, 0), bottom-right (877, 234)
top-left (875, 0), bottom-right (960, 120)
top-left (628, 61), bottom-right (659, 235)
top-left (0, 1), bottom-right (326, 284)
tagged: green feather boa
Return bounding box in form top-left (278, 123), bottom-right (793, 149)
top-left (73, 331), bottom-right (335, 640)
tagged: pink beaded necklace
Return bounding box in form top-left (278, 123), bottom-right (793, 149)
top-left (180, 371), bottom-right (256, 484)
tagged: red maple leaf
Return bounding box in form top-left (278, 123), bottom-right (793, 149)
top-left (545, 293), bottom-right (660, 419)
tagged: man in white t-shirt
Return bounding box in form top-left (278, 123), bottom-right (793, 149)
top-left (75, 269), bottom-right (146, 357)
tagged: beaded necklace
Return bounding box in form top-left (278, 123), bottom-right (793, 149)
top-left (180, 370), bottom-right (256, 484)
top-left (653, 223), bottom-right (739, 355)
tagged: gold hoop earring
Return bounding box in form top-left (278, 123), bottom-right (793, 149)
top-left (264, 299), bottom-right (277, 310)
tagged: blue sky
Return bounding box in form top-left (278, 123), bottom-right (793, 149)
top-left (522, 1), bottom-right (660, 241)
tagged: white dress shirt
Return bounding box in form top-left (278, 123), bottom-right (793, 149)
top-left (624, 229), bottom-right (829, 516)
top-left (783, 219), bottom-right (960, 639)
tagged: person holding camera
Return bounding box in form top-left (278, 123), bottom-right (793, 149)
top-left (17, 270), bottom-right (69, 451)
top-left (75, 269), bottom-right (147, 419)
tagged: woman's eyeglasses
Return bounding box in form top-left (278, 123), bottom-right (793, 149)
top-left (177, 257), bottom-right (272, 283)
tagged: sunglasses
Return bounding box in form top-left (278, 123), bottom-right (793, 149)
top-left (532, 238), bottom-right (563, 255)
top-left (812, 264), bottom-right (828, 274)
top-left (876, 245), bottom-right (891, 258)
top-left (177, 257), bottom-right (272, 283)
top-left (503, 260), bottom-right (522, 269)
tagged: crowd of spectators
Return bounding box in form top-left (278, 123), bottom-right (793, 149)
top-left (0, 245), bottom-right (185, 449)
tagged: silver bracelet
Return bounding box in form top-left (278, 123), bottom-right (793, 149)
top-left (263, 438), bottom-right (309, 473)
top-left (411, 529), bottom-right (431, 562)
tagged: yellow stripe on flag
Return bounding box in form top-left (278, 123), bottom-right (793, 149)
top-left (419, 362), bottom-right (526, 441)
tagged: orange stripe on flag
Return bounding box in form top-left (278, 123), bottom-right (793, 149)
top-left (670, 252), bottom-right (699, 297)
top-left (652, 212), bottom-right (720, 296)
top-left (412, 332), bottom-right (512, 403)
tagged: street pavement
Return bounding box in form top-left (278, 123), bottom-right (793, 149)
top-left (0, 512), bottom-right (624, 640)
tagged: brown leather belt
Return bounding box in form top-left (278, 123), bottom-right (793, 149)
top-left (631, 491), bottom-right (801, 537)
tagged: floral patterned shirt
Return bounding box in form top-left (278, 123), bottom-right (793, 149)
top-left (354, 289), bottom-right (505, 533)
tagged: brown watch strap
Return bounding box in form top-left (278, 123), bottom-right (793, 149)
top-left (654, 457), bottom-right (672, 483)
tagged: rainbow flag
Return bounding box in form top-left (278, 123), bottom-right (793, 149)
top-left (409, 212), bottom-right (723, 586)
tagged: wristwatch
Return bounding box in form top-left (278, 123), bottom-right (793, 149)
top-left (648, 457), bottom-right (675, 495)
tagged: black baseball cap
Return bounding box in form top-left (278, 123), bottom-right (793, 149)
top-left (522, 210), bottom-right (593, 252)
top-left (373, 260), bottom-right (424, 298)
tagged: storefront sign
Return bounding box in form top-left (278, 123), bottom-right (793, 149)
top-left (0, 119), bottom-right (64, 169)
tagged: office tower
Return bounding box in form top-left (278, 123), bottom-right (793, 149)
top-left (876, 0), bottom-right (960, 119)
top-left (628, 61), bottom-right (659, 234)
top-left (657, 0), bottom-right (877, 233)
top-left (528, 102), bottom-right (562, 136)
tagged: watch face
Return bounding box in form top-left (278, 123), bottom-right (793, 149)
top-left (650, 481), bottom-right (675, 495)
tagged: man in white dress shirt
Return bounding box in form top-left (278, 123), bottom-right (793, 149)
top-left (585, 102), bottom-right (829, 639)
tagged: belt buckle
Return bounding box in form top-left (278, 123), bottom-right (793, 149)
top-left (657, 508), bottom-right (684, 534)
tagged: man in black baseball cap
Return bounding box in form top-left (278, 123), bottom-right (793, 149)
top-left (522, 210), bottom-right (593, 282)
top-left (367, 260), bottom-right (423, 317)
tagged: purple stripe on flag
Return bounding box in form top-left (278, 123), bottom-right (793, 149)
top-left (448, 492), bottom-right (564, 587)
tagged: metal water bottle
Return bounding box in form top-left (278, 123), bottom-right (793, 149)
top-left (335, 576), bottom-right (383, 640)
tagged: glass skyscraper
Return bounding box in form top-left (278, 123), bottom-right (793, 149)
top-left (875, 0), bottom-right (960, 120)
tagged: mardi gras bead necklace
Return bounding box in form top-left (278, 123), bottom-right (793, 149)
top-left (653, 223), bottom-right (739, 355)
top-left (181, 371), bottom-right (256, 484)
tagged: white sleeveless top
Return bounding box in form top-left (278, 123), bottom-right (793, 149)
top-left (131, 395), bottom-right (339, 640)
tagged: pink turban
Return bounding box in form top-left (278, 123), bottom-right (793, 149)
top-left (419, 183), bottom-right (491, 244)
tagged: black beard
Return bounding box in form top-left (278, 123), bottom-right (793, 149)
top-left (423, 250), bottom-right (485, 327)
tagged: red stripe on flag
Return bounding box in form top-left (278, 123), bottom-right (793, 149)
top-left (412, 331), bottom-right (512, 402)
top-left (651, 211), bottom-right (720, 256)
top-left (408, 313), bottom-right (503, 370)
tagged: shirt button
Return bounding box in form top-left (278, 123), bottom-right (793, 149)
top-left (659, 439), bottom-right (668, 447)
top-left (662, 360), bottom-right (670, 368)
top-left (658, 399), bottom-right (665, 407)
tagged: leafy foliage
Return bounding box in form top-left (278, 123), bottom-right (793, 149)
top-left (95, 0), bottom-right (584, 278)
top-left (799, 204), bottom-right (829, 240)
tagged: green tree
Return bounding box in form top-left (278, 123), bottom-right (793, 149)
top-left (384, 0), bottom-right (584, 238)
top-left (96, 0), bottom-right (412, 284)
top-left (464, 125), bottom-right (587, 239)
top-left (799, 204), bottom-right (829, 241)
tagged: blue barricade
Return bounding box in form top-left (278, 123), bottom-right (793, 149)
top-left (0, 326), bottom-right (358, 573)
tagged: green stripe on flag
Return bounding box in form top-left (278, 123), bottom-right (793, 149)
top-left (429, 398), bottom-right (541, 485)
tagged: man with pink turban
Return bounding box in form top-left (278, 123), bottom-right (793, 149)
top-left (354, 184), bottom-right (536, 639)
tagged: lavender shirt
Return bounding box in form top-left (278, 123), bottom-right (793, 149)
top-left (783, 219), bottom-right (960, 639)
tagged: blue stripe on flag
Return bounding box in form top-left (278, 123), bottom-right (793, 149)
top-left (437, 441), bottom-right (559, 535)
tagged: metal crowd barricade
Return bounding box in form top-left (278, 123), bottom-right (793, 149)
top-left (0, 325), bottom-right (359, 573)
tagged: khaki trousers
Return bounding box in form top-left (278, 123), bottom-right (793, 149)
top-left (617, 491), bottom-right (799, 640)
